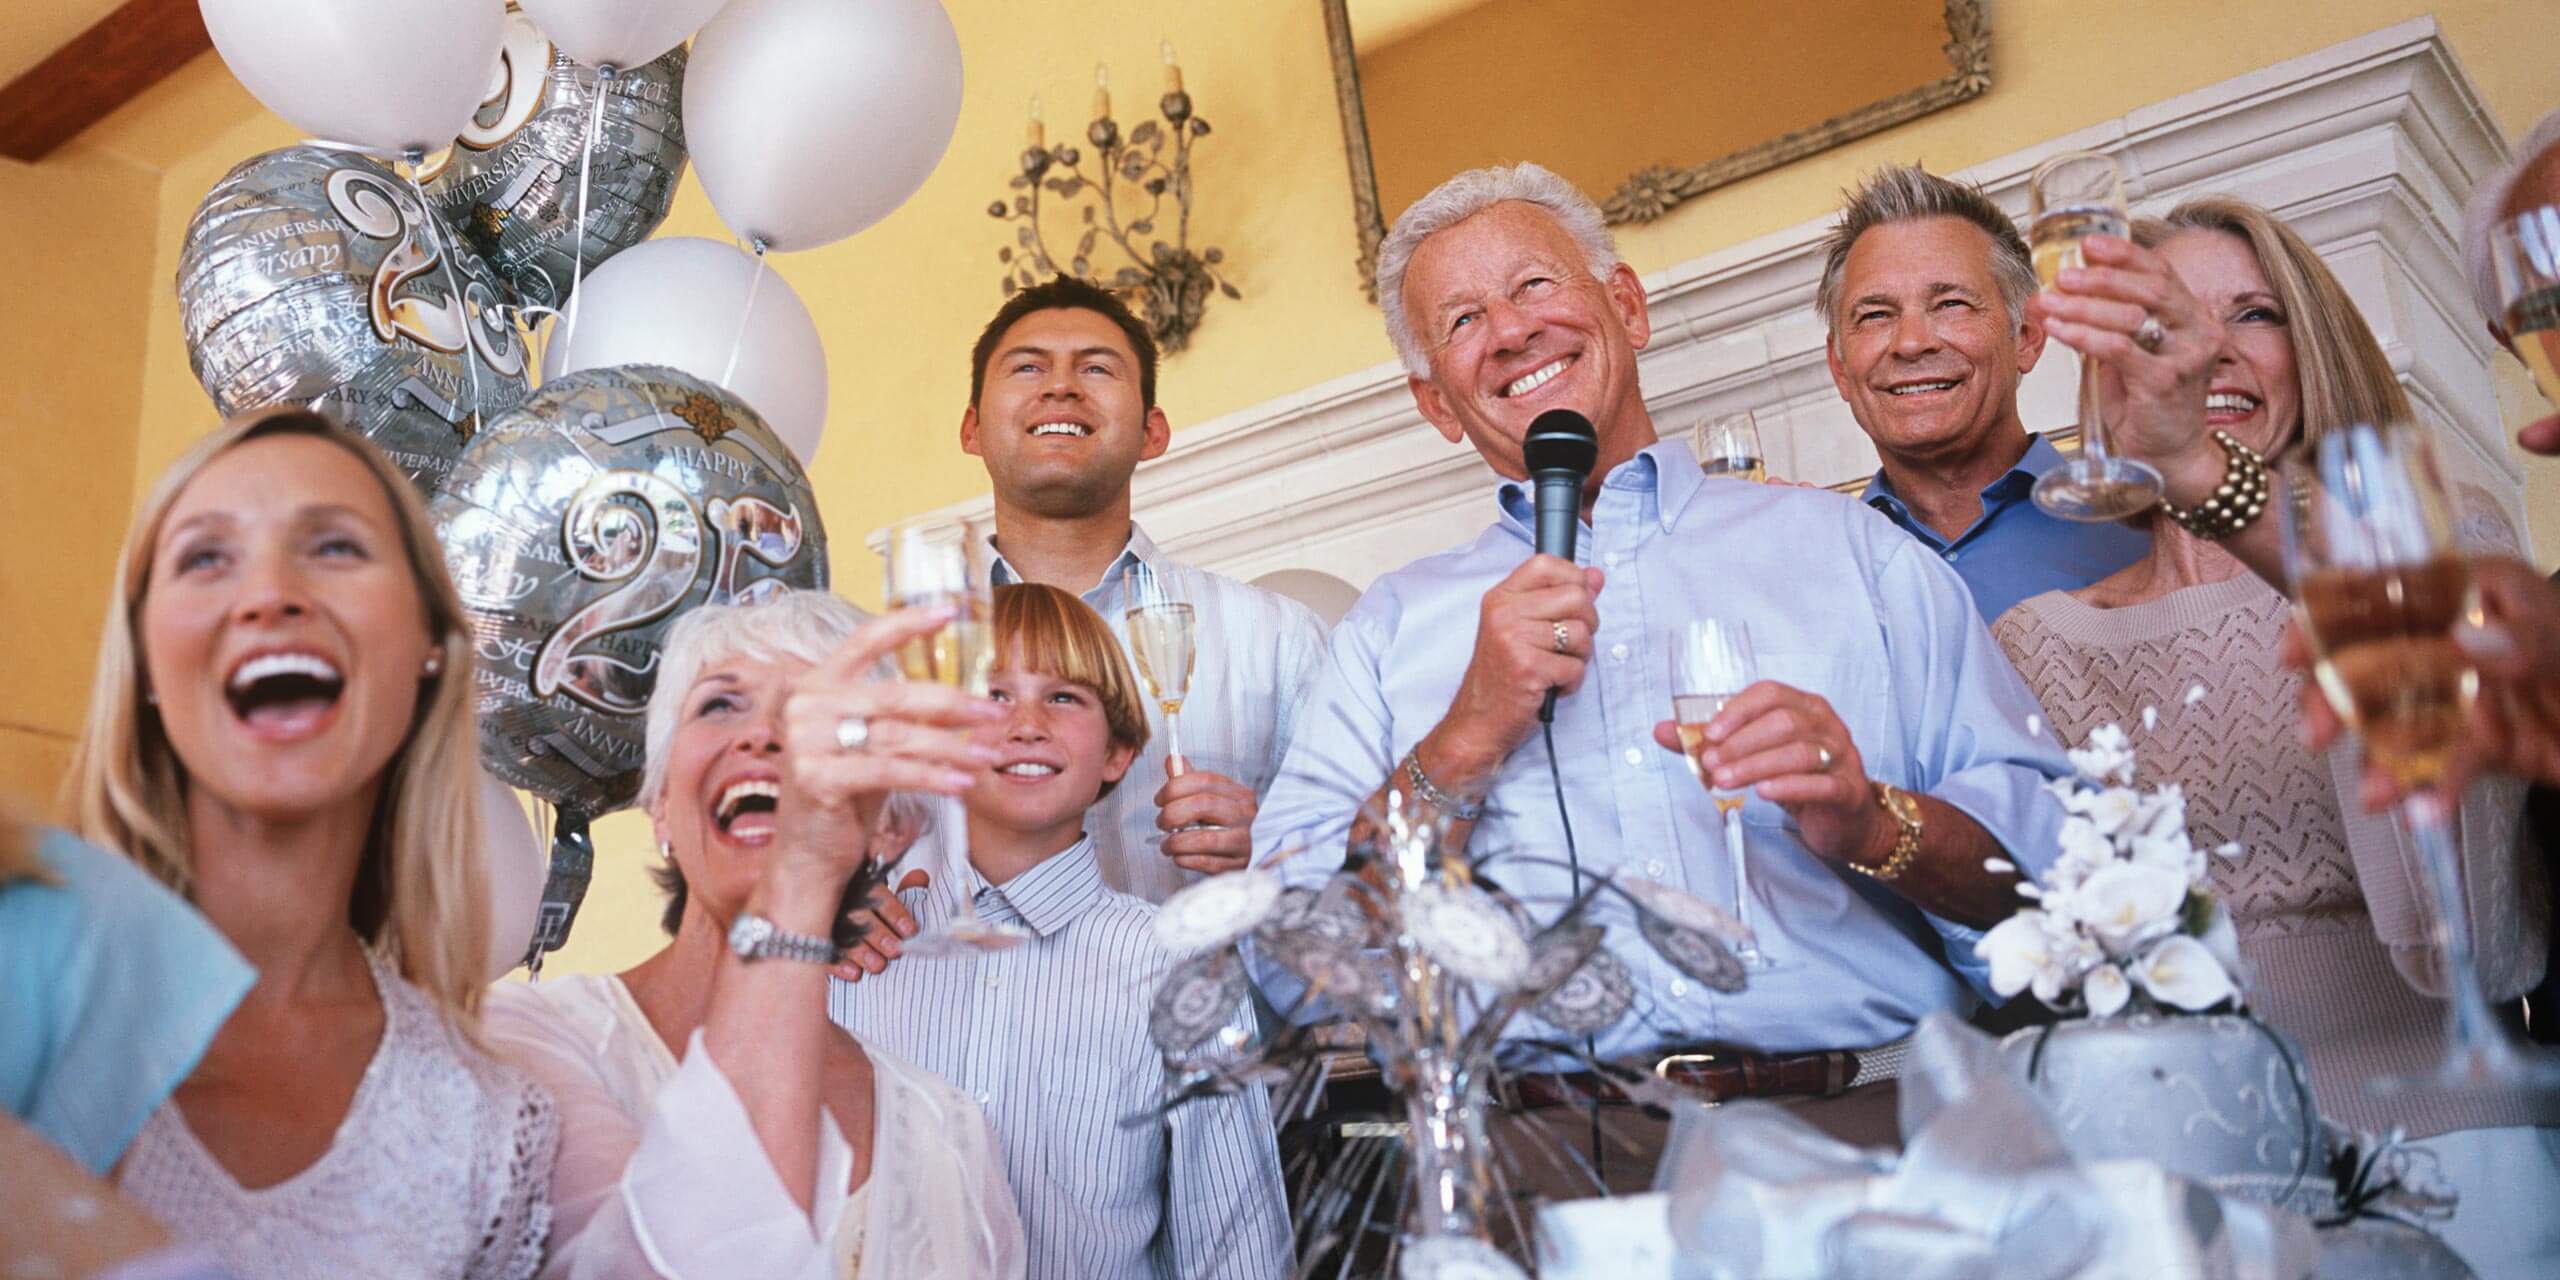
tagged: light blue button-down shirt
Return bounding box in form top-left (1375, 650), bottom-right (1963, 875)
top-left (1252, 440), bottom-right (2069, 1062)
top-left (991, 524), bottom-right (1329, 905)
top-left (830, 837), bottom-right (1291, 1280)
top-left (1860, 434), bottom-right (2149, 621)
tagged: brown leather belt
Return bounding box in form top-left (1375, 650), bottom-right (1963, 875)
top-left (1508, 1040), bottom-right (1907, 1110)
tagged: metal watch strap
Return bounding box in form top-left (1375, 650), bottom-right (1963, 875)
top-left (729, 913), bottom-right (837, 965)
top-left (1852, 780), bottom-right (1922, 882)
top-left (1402, 747), bottom-right (1485, 821)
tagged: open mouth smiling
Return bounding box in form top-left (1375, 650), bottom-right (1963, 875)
top-left (1499, 356), bottom-right (1574, 399)
top-left (712, 775), bottom-right (780, 842)
top-left (1027, 418), bottom-right (1093, 439)
top-left (223, 649), bottom-right (344, 738)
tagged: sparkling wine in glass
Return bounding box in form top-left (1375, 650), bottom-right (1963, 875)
top-left (1122, 563), bottom-right (1198, 772)
top-left (1693, 410), bottom-right (1766, 483)
top-left (1667, 618), bottom-right (1767, 967)
top-left (883, 519), bottom-right (1023, 954)
top-left (2490, 204), bottom-right (2560, 407)
top-left (2027, 150), bottom-right (2166, 522)
top-left (2282, 421), bottom-right (2560, 1094)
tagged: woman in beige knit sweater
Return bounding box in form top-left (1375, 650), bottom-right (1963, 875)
top-left (1991, 197), bottom-right (2555, 1277)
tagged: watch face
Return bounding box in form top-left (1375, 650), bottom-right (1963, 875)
top-left (729, 915), bottom-right (772, 955)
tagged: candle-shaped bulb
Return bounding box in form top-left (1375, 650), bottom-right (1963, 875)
top-left (1026, 94), bottom-right (1044, 150)
top-left (1092, 62), bottom-right (1111, 120)
top-left (1161, 39), bottom-right (1183, 94)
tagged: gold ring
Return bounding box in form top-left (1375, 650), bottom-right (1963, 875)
top-left (1815, 744), bottom-right (1835, 771)
top-left (1552, 621), bottom-right (1572, 654)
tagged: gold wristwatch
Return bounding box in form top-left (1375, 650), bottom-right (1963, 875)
top-left (1854, 780), bottom-right (1923, 882)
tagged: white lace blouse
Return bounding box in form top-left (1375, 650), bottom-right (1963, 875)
top-left (483, 973), bottom-right (1025, 1280)
top-left (116, 951), bottom-right (558, 1280)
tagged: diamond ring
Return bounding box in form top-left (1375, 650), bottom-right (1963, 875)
top-left (1551, 621), bottom-right (1572, 654)
top-left (835, 715), bottom-right (870, 752)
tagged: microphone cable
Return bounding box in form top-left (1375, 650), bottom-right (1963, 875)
top-left (1540, 711), bottom-right (1606, 1181)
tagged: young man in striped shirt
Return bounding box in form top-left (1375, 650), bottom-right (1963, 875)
top-left (832, 583), bottom-right (1291, 1279)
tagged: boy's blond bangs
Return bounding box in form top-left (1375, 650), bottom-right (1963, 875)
top-left (991, 583), bottom-right (1152, 757)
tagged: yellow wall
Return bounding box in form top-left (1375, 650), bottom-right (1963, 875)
top-left (4, 0), bottom-right (2555, 977)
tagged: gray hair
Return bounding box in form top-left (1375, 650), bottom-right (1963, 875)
top-left (2463, 108), bottom-right (2560, 328)
top-left (1376, 162), bottom-right (1620, 375)
top-left (1814, 164), bottom-right (2037, 335)
top-left (639, 589), bottom-right (867, 813)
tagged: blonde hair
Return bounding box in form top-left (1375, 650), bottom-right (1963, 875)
top-left (63, 407), bottom-right (489, 1018)
top-left (2133, 197), bottom-right (2411, 453)
top-left (991, 583), bottom-right (1150, 797)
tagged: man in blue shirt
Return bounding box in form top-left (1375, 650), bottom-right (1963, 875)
top-left (1818, 164), bottom-right (2147, 621)
top-left (1253, 163), bottom-right (2069, 1179)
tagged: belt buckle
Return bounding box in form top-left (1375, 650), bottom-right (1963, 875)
top-left (1652, 1051), bottom-right (1721, 1108)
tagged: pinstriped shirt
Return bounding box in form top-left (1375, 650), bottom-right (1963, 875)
top-left (827, 837), bottom-right (1292, 1280)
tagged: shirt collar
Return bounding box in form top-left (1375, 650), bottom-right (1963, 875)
top-left (966, 835), bottom-right (1107, 938)
top-left (987, 522), bottom-right (1160, 594)
top-left (1860, 432), bottom-right (2062, 517)
top-left (1493, 437), bottom-right (1697, 541)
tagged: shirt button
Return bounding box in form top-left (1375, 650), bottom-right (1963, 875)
top-left (1645, 859), bottom-right (1667, 877)
top-left (975, 1090), bottom-right (991, 1106)
top-left (1623, 747), bottom-right (1644, 766)
top-left (1604, 551), bottom-right (1623, 568)
top-left (1609, 642), bottom-right (1630, 663)
top-left (1669, 979), bottom-right (1692, 999)
top-left (983, 972), bottom-right (1001, 989)
top-left (1944, 549), bottom-right (1960, 562)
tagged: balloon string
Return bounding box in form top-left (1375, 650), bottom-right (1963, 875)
top-left (405, 150), bottom-right (485, 435)
top-left (563, 64), bottom-right (616, 351)
top-left (721, 240), bottom-right (770, 391)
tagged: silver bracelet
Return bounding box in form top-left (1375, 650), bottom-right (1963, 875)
top-left (1402, 747), bottom-right (1485, 822)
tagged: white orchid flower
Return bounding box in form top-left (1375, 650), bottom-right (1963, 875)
top-left (2066, 724), bottom-right (2136, 784)
top-left (2076, 861), bottom-right (2189, 955)
top-left (2127, 830), bottom-right (2198, 878)
top-left (2132, 934), bottom-right (2237, 1010)
top-left (2065, 785), bottom-right (2142, 837)
top-left (2054, 817), bottom-right (2114, 879)
top-left (2084, 963), bottom-right (2132, 1018)
top-left (1977, 913), bottom-right (2056, 999)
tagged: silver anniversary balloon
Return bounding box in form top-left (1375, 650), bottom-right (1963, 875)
top-left (178, 145), bottom-right (533, 494)
top-left (431, 364), bottom-right (828, 813)
top-left (424, 6), bottom-right (687, 310)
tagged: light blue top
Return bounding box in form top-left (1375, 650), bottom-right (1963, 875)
top-left (2, 828), bottom-right (254, 1174)
top-left (1860, 434), bottom-right (2150, 621)
top-left (1252, 440), bottom-right (2070, 1063)
top-left (830, 836), bottom-right (1290, 1280)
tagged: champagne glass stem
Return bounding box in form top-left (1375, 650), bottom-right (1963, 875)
top-left (2399, 791), bottom-right (2519, 1070)
top-left (1162, 706), bottom-right (1187, 775)
top-left (1722, 803), bottom-right (1762, 965)
top-left (2076, 359), bottom-right (2116, 468)
top-left (936, 792), bottom-right (978, 921)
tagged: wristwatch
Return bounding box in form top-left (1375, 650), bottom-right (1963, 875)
top-left (727, 912), bottom-right (837, 965)
top-left (1852, 780), bottom-right (1923, 882)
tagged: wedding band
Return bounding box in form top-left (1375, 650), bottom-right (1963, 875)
top-left (835, 716), bottom-right (870, 752)
top-left (2134, 314), bottom-right (2167, 353)
top-left (1551, 621), bottom-right (1572, 654)
top-left (1815, 745), bottom-right (1835, 771)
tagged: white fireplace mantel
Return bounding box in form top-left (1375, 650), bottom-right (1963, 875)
top-left (882, 17), bottom-right (2520, 603)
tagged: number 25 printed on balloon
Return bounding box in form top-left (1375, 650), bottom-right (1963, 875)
top-left (422, 3), bottom-right (688, 311)
top-left (430, 365), bottom-right (829, 815)
top-left (179, 146), bottom-right (532, 494)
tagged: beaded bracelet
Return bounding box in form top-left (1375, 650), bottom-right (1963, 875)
top-left (2157, 429), bottom-right (2272, 541)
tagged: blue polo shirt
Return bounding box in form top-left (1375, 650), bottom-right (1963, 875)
top-left (1859, 434), bottom-right (2149, 621)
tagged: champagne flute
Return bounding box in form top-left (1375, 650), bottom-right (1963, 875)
top-left (1667, 618), bottom-right (1767, 967)
top-left (2489, 204), bottom-right (2560, 406)
top-left (2281, 421), bottom-right (2560, 1094)
top-left (1122, 562), bottom-right (1199, 773)
top-left (2027, 150), bottom-right (2167, 521)
top-left (882, 518), bottom-right (1022, 954)
top-left (1692, 410), bottom-right (1766, 483)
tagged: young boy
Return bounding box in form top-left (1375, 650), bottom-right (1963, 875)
top-left (830, 583), bottom-right (1292, 1280)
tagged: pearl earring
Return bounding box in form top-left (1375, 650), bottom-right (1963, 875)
top-left (657, 841), bottom-right (672, 860)
top-left (422, 653), bottom-right (443, 676)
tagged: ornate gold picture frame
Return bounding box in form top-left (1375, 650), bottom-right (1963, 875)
top-left (1324, 0), bottom-right (1992, 299)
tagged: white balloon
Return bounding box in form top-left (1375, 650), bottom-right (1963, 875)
top-left (479, 772), bottom-right (546, 981)
top-left (683, 0), bottom-right (963, 252)
top-left (518, 0), bottom-right (728, 72)
top-left (546, 237), bottom-right (830, 463)
top-left (199, 0), bottom-right (507, 157)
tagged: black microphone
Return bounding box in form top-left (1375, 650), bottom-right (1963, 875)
top-left (1523, 409), bottom-right (1598, 723)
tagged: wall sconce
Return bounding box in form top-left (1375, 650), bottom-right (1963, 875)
top-left (989, 42), bottom-right (1236, 354)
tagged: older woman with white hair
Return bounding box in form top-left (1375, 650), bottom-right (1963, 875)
top-left (485, 590), bottom-right (1026, 1279)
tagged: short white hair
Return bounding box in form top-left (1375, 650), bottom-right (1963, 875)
top-left (639, 589), bottom-right (866, 813)
top-left (1375, 162), bottom-right (1619, 376)
top-left (2464, 108), bottom-right (2560, 327)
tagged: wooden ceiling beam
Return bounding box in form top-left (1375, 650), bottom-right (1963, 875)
top-left (0, 0), bottom-right (212, 163)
